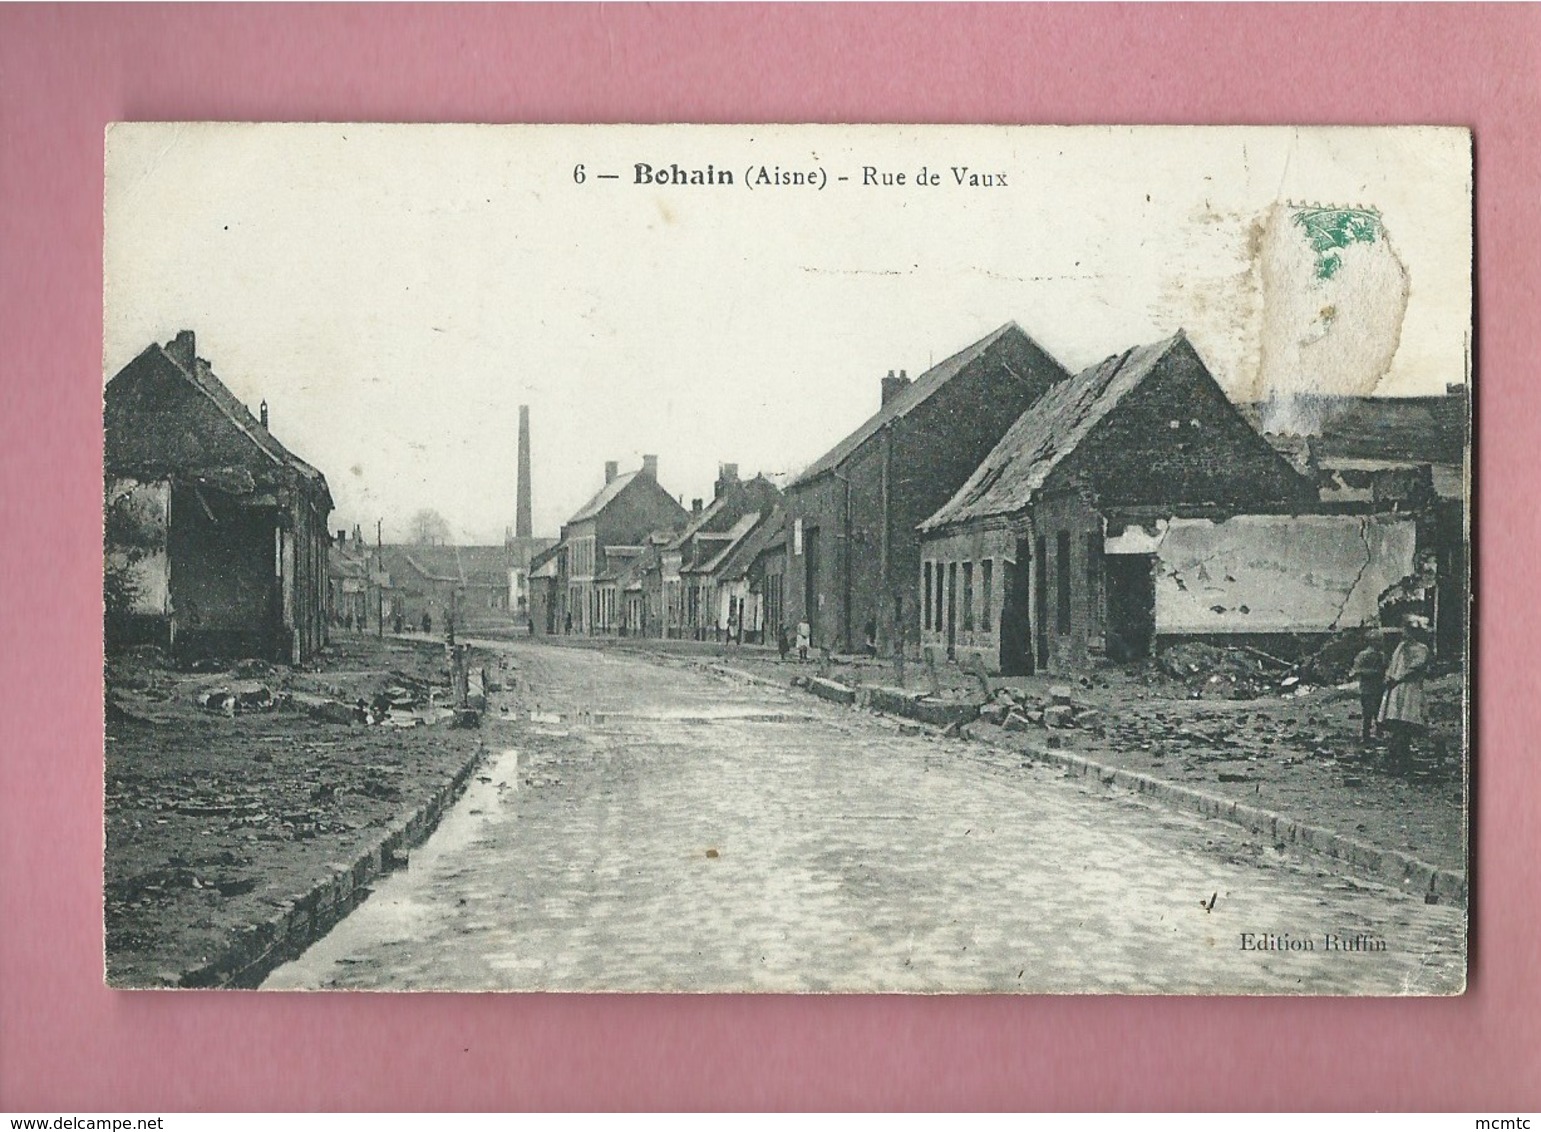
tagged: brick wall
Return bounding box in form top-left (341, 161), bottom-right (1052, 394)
top-left (785, 329), bottom-right (1067, 654)
top-left (1063, 338), bottom-right (1317, 510)
top-left (1031, 491), bottom-right (1105, 674)
top-left (918, 524), bottom-right (1016, 673)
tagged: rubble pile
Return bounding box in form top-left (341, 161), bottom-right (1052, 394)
top-left (1152, 642), bottom-right (1282, 700)
top-left (103, 634), bottom-right (492, 986)
top-left (977, 684), bottom-right (1105, 745)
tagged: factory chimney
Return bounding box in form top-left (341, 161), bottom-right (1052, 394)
top-left (516, 404), bottom-right (533, 539)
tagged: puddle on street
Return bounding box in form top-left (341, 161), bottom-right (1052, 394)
top-left (263, 646), bottom-right (1465, 995)
top-left (262, 746), bottom-right (522, 989)
top-left (579, 709), bottom-right (818, 725)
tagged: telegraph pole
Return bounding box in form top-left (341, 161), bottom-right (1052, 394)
top-left (376, 518), bottom-right (384, 638)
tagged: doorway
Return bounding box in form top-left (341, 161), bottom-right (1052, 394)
top-left (1000, 542), bottom-right (1034, 676)
top-left (945, 561), bottom-right (957, 659)
top-left (1033, 535), bottom-right (1049, 670)
top-left (1104, 554), bottom-right (1156, 661)
top-left (802, 525), bottom-right (820, 641)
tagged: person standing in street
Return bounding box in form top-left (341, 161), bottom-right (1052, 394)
top-left (1379, 616), bottom-right (1432, 771)
top-left (795, 619), bottom-right (811, 662)
top-left (1350, 631), bottom-right (1388, 744)
top-left (777, 623), bottom-right (789, 661)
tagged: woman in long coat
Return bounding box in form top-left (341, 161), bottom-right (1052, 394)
top-left (1379, 618), bottom-right (1431, 769)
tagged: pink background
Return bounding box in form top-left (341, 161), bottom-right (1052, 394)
top-left (2, 3), bottom-right (1537, 1111)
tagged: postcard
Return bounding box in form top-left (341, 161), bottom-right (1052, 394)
top-left (102, 123), bottom-right (1470, 993)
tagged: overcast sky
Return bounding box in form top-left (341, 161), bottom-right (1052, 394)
top-left (104, 124), bottom-right (1471, 545)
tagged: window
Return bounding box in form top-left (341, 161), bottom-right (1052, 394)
top-left (923, 562), bottom-right (933, 630)
top-left (1056, 531), bottom-right (1072, 635)
top-left (962, 562), bottom-right (974, 630)
top-left (981, 559), bottom-right (993, 631)
top-left (936, 561), bottom-right (947, 630)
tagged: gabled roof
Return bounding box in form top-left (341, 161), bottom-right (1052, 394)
top-left (382, 544), bottom-right (509, 587)
top-left (616, 543), bottom-right (662, 591)
top-left (529, 543), bottom-right (562, 573)
top-left (790, 321), bottom-right (1065, 487)
top-left (107, 334), bottom-right (333, 510)
top-left (667, 495), bottom-right (732, 551)
top-left (920, 333), bottom-right (1187, 532)
top-left (567, 471), bottom-right (640, 524)
top-left (686, 512), bottom-right (764, 576)
top-left (665, 474), bottom-right (783, 555)
top-left (711, 508), bottom-right (784, 581)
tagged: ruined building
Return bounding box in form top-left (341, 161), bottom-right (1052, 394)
top-left (104, 331), bottom-right (333, 664)
top-left (918, 331), bottom-right (1322, 675)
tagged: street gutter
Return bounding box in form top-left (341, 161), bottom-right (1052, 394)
top-left (175, 740), bottom-right (489, 989)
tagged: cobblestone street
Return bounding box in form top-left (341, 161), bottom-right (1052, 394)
top-left (266, 642), bottom-right (1464, 994)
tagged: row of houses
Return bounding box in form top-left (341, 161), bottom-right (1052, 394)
top-left (327, 536), bottom-right (558, 638)
top-left (105, 323), bottom-right (1467, 675)
top-left (528, 459), bottom-right (791, 644)
top-left (534, 321), bottom-right (1467, 675)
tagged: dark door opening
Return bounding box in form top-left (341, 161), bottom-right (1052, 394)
top-left (1104, 553), bottom-right (1156, 662)
top-left (945, 561), bottom-right (957, 659)
top-left (1000, 542), bottom-right (1034, 676)
top-left (802, 525), bottom-right (820, 642)
top-left (1033, 535), bottom-right (1048, 670)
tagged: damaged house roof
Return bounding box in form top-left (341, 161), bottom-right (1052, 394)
top-left (920, 333), bottom-right (1189, 532)
top-left (105, 332), bottom-right (333, 511)
top-left (1240, 391), bottom-right (1469, 467)
top-left (791, 321), bottom-right (1065, 487)
top-left (920, 330), bottom-right (1313, 532)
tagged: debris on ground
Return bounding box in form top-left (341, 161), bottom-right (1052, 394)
top-left (104, 633), bottom-right (491, 987)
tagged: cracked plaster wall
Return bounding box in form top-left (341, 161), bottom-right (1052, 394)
top-left (1152, 513), bottom-right (1416, 635)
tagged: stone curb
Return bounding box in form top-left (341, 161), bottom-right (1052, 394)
top-left (175, 741), bottom-right (489, 989)
top-left (988, 730), bottom-right (1468, 907)
top-left (787, 679), bottom-right (1467, 909)
top-left (701, 662), bottom-right (790, 690)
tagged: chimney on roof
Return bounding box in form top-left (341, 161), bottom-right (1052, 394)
top-left (604, 460), bottom-right (619, 484)
top-left (641, 454), bottom-right (658, 480)
top-left (692, 498), bottom-right (703, 518)
top-left (165, 330), bottom-right (196, 367)
top-left (881, 368), bottom-right (911, 407)
top-left (715, 462), bottom-right (739, 499)
top-left (259, 399), bottom-right (269, 428)
top-left (336, 529), bottom-right (347, 547)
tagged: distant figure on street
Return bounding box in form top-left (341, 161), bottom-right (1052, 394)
top-left (726, 609), bottom-right (739, 646)
top-left (421, 610), bottom-right (432, 634)
top-left (564, 611), bottom-right (573, 635)
top-left (394, 611), bottom-right (405, 634)
top-left (777, 623), bottom-right (790, 661)
top-left (863, 617), bottom-right (877, 657)
top-left (795, 619), bottom-right (811, 662)
top-left (1350, 632), bottom-right (1388, 743)
top-left (1379, 617), bottom-right (1432, 771)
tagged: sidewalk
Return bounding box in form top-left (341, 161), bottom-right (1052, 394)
top-left (610, 642), bottom-right (1468, 893)
top-left (104, 633), bottom-right (493, 987)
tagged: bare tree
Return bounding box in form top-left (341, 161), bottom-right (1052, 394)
top-left (406, 508), bottom-right (453, 546)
